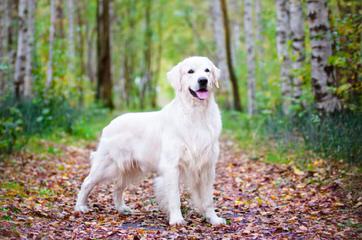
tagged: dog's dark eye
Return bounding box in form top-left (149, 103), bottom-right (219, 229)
top-left (188, 69), bottom-right (194, 74)
top-left (205, 68), bottom-right (210, 73)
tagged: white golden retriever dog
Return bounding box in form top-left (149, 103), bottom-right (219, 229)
top-left (75, 56), bottom-right (226, 225)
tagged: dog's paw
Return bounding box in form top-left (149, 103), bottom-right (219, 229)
top-left (74, 205), bottom-right (90, 213)
top-left (169, 217), bottom-right (186, 226)
top-left (116, 205), bottom-right (133, 215)
top-left (209, 216), bottom-right (226, 225)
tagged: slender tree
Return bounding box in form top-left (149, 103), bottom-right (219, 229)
top-left (276, 0), bottom-right (292, 114)
top-left (24, 0), bottom-right (35, 97)
top-left (55, 0), bottom-right (65, 38)
top-left (290, 0), bottom-right (305, 103)
top-left (140, 0), bottom-right (153, 109)
top-left (14, 0), bottom-right (28, 99)
top-left (307, 0), bottom-right (341, 112)
top-left (229, 0), bottom-right (241, 64)
top-left (255, 0), bottom-right (263, 57)
top-left (67, 0), bottom-right (75, 72)
top-left (46, 0), bottom-right (56, 88)
top-left (96, 0), bottom-right (113, 109)
top-left (153, 0), bottom-right (165, 108)
top-left (220, 0), bottom-right (242, 111)
top-left (244, 0), bottom-right (256, 115)
top-left (0, 0), bottom-right (9, 95)
top-left (211, 0), bottom-right (232, 108)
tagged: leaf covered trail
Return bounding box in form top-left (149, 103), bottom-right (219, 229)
top-left (0, 138), bottom-right (361, 239)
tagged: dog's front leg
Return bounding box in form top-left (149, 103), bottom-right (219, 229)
top-left (199, 168), bottom-right (226, 225)
top-left (198, 145), bottom-right (225, 225)
top-left (155, 146), bottom-right (185, 225)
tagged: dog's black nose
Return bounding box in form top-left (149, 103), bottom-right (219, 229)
top-left (198, 77), bottom-right (208, 87)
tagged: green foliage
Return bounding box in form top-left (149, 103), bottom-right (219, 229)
top-left (329, 3), bottom-right (362, 110)
top-left (0, 94), bottom-right (80, 157)
top-left (264, 109), bottom-right (362, 165)
top-left (223, 108), bottom-right (362, 166)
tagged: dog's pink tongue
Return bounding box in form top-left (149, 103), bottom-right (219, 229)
top-left (196, 91), bottom-right (209, 100)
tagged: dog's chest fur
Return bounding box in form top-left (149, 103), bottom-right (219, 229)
top-left (178, 104), bottom-right (221, 166)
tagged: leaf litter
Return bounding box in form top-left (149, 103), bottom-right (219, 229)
top-left (0, 138), bottom-right (361, 239)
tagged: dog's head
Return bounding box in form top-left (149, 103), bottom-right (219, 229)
top-left (167, 56), bottom-right (220, 101)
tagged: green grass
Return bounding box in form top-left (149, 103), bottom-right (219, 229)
top-left (24, 108), bottom-right (119, 154)
top-left (222, 109), bottom-right (362, 168)
top-left (222, 110), bottom-right (294, 165)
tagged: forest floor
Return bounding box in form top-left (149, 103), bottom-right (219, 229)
top-left (0, 136), bottom-right (361, 239)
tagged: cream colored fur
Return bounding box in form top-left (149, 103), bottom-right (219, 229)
top-left (75, 56), bottom-right (225, 225)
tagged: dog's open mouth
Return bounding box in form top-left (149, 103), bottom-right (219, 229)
top-left (189, 88), bottom-right (209, 100)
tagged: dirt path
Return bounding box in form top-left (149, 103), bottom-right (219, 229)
top-left (0, 138), bottom-right (361, 239)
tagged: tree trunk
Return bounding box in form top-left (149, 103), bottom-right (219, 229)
top-left (0, 0), bottom-right (9, 95)
top-left (140, 0), bottom-right (152, 109)
top-left (276, 0), bottom-right (292, 114)
top-left (211, 0), bottom-right (232, 108)
top-left (153, 0), bottom-right (164, 108)
top-left (229, 0), bottom-right (241, 65)
top-left (75, 0), bottom-right (86, 106)
top-left (67, 0), bottom-right (75, 72)
top-left (46, 0), bottom-right (56, 88)
top-left (220, 0), bottom-right (242, 111)
top-left (24, 0), bottom-right (35, 97)
top-left (290, 0), bottom-right (305, 103)
top-left (307, 0), bottom-right (341, 113)
top-left (55, 0), bottom-right (65, 38)
top-left (14, 0), bottom-right (28, 99)
top-left (86, 25), bottom-right (96, 84)
top-left (255, 0), bottom-right (263, 57)
top-left (244, 0), bottom-right (256, 115)
top-left (96, 0), bottom-right (113, 109)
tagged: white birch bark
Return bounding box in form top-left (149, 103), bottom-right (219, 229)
top-left (0, 0), bottom-right (9, 95)
top-left (244, 0), bottom-right (256, 115)
top-left (255, 0), bottom-right (263, 56)
top-left (307, 0), bottom-right (341, 112)
top-left (67, 0), bottom-right (75, 73)
top-left (290, 0), bottom-right (305, 102)
top-left (46, 0), bottom-right (56, 88)
top-left (14, 0), bottom-right (28, 98)
top-left (276, 0), bottom-right (292, 114)
top-left (211, 0), bottom-right (232, 107)
top-left (24, 0), bottom-right (35, 97)
top-left (229, 0), bottom-right (240, 64)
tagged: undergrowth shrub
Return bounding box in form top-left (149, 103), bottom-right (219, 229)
top-left (264, 109), bottom-right (362, 164)
top-left (0, 94), bottom-right (79, 156)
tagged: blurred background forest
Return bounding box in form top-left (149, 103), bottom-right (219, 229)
top-left (0, 0), bottom-right (361, 166)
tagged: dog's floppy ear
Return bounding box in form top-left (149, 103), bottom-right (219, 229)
top-left (211, 64), bottom-right (221, 89)
top-left (167, 63), bottom-right (182, 91)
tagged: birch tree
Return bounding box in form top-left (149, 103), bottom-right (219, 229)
top-left (290, 0), bottom-right (305, 103)
top-left (24, 0), bottom-right (35, 97)
top-left (14, 0), bottom-right (28, 99)
top-left (46, 0), bottom-right (56, 88)
top-left (96, 0), bottom-right (113, 109)
top-left (307, 0), bottom-right (341, 112)
top-left (67, 0), bottom-right (75, 73)
top-left (0, 0), bottom-right (9, 95)
top-left (229, 0), bottom-right (241, 64)
top-left (255, 0), bottom-right (263, 58)
top-left (244, 0), bottom-right (256, 115)
top-left (220, 0), bottom-right (242, 111)
top-left (140, 0), bottom-right (152, 109)
top-left (211, 0), bottom-right (232, 108)
top-left (275, 0), bottom-right (292, 114)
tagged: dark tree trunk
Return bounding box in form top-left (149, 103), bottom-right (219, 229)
top-left (96, 0), bottom-right (113, 109)
top-left (220, 0), bottom-right (242, 111)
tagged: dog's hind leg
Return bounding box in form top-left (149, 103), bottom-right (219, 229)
top-left (113, 178), bottom-right (133, 214)
top-left (75, 151), bottom-right (116, 212)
